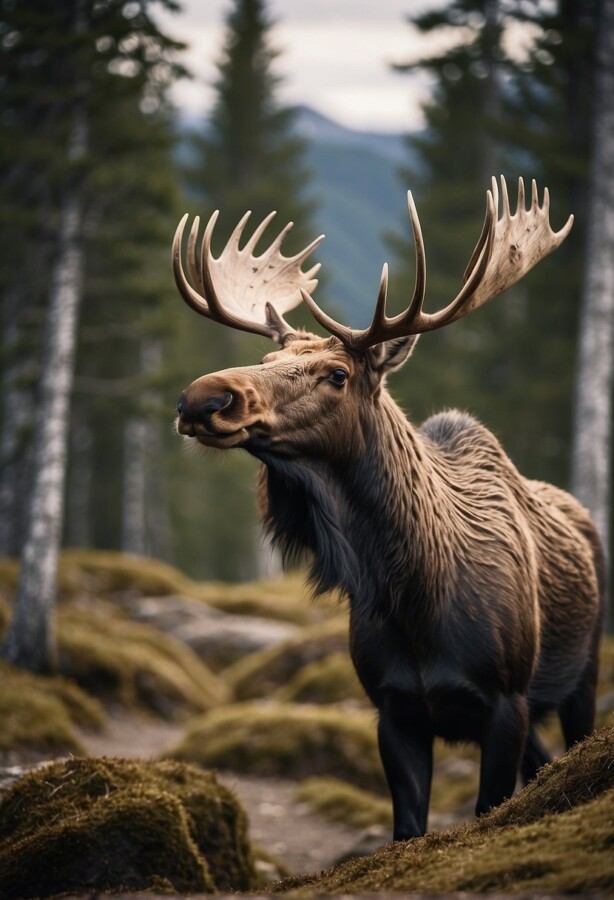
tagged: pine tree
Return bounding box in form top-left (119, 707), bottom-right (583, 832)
top-left (388, 0), bottom-right (513, 463)
top-left (0, 0), bottom-right (185, 672)
top-left (174, 0), bottom-right (317, 580)
top-left (188, 0), bottom-right (314, 255)
top-left (389, 0), bottom-right (597, 490)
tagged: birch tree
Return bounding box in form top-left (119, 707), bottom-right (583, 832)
top-left (0, 0), bottom-right (185, 671)
top-left (571, 0), bottom-right (614, 616)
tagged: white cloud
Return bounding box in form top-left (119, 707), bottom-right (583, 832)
top-left (155, 0), bottom-right (433, 131)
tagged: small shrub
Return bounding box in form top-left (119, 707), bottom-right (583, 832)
top-left (0, 757), bottom-right (257, 898)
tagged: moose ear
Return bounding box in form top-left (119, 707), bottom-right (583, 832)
top-left (372, 334), bottom-right (420, 374)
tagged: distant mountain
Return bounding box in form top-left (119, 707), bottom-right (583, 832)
top-left (293, 105), bottom-right (407, 165)
top-left (177, 106), bottom-right (420, 327)
top-left (292, 108), bottom-right (418, 326)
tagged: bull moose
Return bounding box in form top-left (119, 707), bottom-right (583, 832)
top-left (173, 176), bottom-right (604, 840)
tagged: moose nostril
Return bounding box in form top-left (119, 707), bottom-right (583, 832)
top-left (202, 392), bottom-right (233, 415)
top-left (177, 394), bottom-right (187, 416)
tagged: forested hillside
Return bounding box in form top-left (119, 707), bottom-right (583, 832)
top-left (0, 0), bottom-right (611, 633)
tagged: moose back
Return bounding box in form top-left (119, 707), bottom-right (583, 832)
top-left (174, 177), bottom-right (604, 840)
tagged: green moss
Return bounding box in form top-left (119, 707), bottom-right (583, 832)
top-left (224, 616), bottom-right (350, 700)
top-left (57, 604), bottom-right (230, 718)
top-left (274, 652), bottom-right (366, 705)
top-left (297, 777), bottom-right (393, 830)
top-left (168, 701), bottom-right (386, 793)
top-left (0, 757), bottom-right (257, 898)
top-left (195, 572), bottom-right (339, 624)
top-left (0, 661), bottom-right (104, 755)
top-left (0, 551), bottom-right (340, 626)
top-left (277, 725), bottom-right (614, 895)
top-left (58, 548), bottom-right (197, 597)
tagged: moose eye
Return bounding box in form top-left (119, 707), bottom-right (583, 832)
top-left (330, 368), bottom-right (348, 386)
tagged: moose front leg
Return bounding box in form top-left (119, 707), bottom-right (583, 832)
top-left (476, 693), bottom-right (528, 816)
top-left (377, 700), bottom-right (433, 840)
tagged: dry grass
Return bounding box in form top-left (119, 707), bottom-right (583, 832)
top-left (277, 724), bottom-right (614, 894)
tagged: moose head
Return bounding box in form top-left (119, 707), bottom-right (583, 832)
top-left (174, 176), bottom-right (572, 463)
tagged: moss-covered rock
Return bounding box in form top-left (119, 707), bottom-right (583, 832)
top-left (168, 701), bottom-right (386, 792)
top-left (0, 756), bottom-right (257, 898)
top-left (277, 725), bottom-right (614, 895)
top-left (297, 776), bottom-right (393, 830)
top-left (274, 652), bottom-right (366, 705)
top-left (0, 551), bottom-right (338, 625)
top-left (195, 572), bottom-right (339, 624)
top-left (57, 603), bottom-right (230, 718)
top-left (0, 661), bottom-right (105, 758)
top-left (224, 616), bottom-right (350, 700)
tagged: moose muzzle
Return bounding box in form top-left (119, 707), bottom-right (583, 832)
top-left (176, 371), bottom-right (267, 448)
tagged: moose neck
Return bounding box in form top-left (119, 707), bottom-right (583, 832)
top-left (260, 387), bottom-right (456, 623)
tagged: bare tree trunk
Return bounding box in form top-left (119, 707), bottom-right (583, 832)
top-left (65, 418), bottom-right (93, 548)
top-left (0, 286), bottom-right (37, 556)
top-left (571, 0), bottom-right (614, 625)
top-left (121, 340), bottom-right (173, 559)
top-left (1, 101), bottom-right (87, 672)
top-left (121, 417), bottom-right (148, 556)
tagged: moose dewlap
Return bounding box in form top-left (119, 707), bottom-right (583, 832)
top-left (173, 176), bottom-right (603, 841)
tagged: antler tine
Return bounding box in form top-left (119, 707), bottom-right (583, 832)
top-left (288, 234), bottom-right (326, 267)
top-left (172, 208), bottom-right (324, 342)
top-left (243, 210), bottom-right (277, 255)
top-left (398, 190), bottom-right (427, 325)
top-left (226, 210), bottom-right (253, 252)
top-left (200, 209), bottom-right (232, 321)
top-left (299, 176), bottom-right (572, 353)
top-left (299, 191), bottom-right (428, 351)
top-left (172, 213), bottom-right (214, 319)
top-left (186, 216), bottom-right (202, 289)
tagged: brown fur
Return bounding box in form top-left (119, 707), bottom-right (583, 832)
top-left (176, 329), bottom-right (604, 839)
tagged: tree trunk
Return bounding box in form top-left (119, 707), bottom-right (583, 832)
top-left (65, 418), bottom-right (93, 548)
top-left (0, 285), bottom-right (37, 557)
top-left (1, 102), bottom-right (87, 672)
top-left (571, 0), bottom-right (614, 626)
top-left (121, 417), bottom-right (149, 556)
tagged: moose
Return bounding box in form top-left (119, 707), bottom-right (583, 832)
top-left (173, 177), bottom-right (604, 840)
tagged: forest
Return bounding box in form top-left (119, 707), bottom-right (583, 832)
top-left (0, 1), bottom-right (613, 896)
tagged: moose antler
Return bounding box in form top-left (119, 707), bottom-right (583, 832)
top-left (300, 176), bottom-right (574, 351)
top-left (172, 209), bottom-right (324, 341)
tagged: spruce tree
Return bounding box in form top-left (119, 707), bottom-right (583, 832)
top-left (389, 0), bottom-right (597, 489)
top-left (175, 0), bottom-right (317, 580)
top-left (0, 0), bottom-right (185, 672)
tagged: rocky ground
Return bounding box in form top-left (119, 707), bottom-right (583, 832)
top-left (77, 711), bottom-right (386, 874)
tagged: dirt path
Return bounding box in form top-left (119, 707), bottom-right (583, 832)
top-left (79, 712), bottom-right (381, 875)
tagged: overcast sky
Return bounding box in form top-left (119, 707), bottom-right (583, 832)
top-left (155, 1), bottom-right (442, 133)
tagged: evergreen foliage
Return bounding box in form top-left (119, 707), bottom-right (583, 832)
top-left (389, 1), bottom-right (597, 488)
top-left (175, 0), bottom-right (318, 579)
